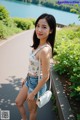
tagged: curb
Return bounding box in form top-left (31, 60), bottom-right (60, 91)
top-left (51, 68), bottom-right (75, 120)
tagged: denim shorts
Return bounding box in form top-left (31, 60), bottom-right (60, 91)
top-left (25, 75), bottom-right (47, 99)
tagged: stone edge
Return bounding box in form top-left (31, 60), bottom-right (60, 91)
top-left (51, 69), bottom-right (75, 120)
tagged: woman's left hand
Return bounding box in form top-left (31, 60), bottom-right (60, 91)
top-left (27, 92), bottom-right (35, 101)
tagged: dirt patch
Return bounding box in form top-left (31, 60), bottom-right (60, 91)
top-left (59, 74), bottom-right (80, 120)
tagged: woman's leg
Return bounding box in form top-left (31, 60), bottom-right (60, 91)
top-left (27, 99), bottom-right (38, 120)
top-left (15, 85), bottom-right (28, 120)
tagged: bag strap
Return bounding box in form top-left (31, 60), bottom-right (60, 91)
top-left (49, 67), bottom-right (53, 90)
top-left (32, 44), bottom-right (49, 56)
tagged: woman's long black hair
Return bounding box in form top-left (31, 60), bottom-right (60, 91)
top-left (31, 13), bottom-right (56, 56)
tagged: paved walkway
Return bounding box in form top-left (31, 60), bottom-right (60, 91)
top-left (0, 29), bottom-right (57, 120)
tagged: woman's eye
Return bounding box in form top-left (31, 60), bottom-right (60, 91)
top-left (43, 26), bottom-right (46, 29)
top-left (36, 25), bottom-right (47, 29)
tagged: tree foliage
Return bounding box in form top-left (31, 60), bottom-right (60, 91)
top-left (70, 4), bottom-right (80, 20)
top-left (0, 5), bottom-right (9, 22)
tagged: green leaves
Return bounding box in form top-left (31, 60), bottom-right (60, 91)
top-left (77, 114), bottom-right (80, 120)
top-left (0, 5), bottom-right (9, 24)
top-left (0, 5), bottom-right (35, 39)
top-left (54, 26), bottom-right (80, 100)
top-left (13, 18), bottom-right (35, 30)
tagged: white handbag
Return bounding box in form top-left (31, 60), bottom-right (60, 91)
top-left (36, 57), bottom-right (52, 108)
top-left (36, 90), bottom-right (52, 108)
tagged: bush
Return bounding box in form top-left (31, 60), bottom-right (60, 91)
top-left (0, 5), bottom-right (23, 39)
top-left (0, 5), bottom-right (10, 25)
top-left (13, 18), bottom-right (35, 30)
top-left (0, 20), bottom-right (22, 39)
top-left (0, 21), bottom-right (8, 39)
top-left (54, 26), bottom-right (80, 100)
top-left (0, 5), bottom-right (35, 39)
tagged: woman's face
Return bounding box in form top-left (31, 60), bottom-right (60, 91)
top-left (35, 18), bottom-right (51, 41)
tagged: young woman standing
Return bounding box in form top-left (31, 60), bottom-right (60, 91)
top-left (15, 13), bottom-right (56, 120)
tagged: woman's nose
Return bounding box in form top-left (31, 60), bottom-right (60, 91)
top-left (38, 27), bottom-right (42, 32)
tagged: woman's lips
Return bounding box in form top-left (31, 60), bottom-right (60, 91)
top-left (37, 33), bottom-right (43, 36)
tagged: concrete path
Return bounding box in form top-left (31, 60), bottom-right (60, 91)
top-left (0, 29), bottom-right (57, 120)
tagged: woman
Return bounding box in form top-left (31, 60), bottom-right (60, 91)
top-left (15, 13), bottom-right (56, 120)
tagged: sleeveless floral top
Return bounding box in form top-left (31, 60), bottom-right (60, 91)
top-left (28, 44), bottom-right (50, 77)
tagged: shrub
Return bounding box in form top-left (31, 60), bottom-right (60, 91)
top-left (13, 18), bottom-right (35, 30)
top-left (0, 5), bottom-right (35, 39)
top-left (54, 26), bottom-right (80, 100)
top-left (0, 21), bottom-right (8, 39)
top-left (0, 20), bottom-right (22, 39)
top-left (0, 5), bottom-right (10, 24)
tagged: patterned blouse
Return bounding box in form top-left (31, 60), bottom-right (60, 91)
top-left (28, 44), bottom-right (50, 77)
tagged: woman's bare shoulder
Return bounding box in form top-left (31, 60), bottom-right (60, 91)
top-left (40, 45), bottom-right (52, 58)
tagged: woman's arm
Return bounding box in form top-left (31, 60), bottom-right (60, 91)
top-left (32, 47), bottom-right (51, 96)
top-left (27, 46), bottom-right (51, 101)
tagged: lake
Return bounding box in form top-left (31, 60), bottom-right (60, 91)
top-left (0, 0), bottom-right (80, 25)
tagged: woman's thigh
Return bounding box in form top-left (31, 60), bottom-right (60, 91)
top-left (27, 99), bottom-right (37, 112)
top-left (15, 85), bottom-right (28, 105)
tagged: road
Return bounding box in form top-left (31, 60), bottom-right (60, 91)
top-left (0, 29), bottom-right (57, 120)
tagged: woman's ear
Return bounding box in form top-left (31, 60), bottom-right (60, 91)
top-left (49, 30), bottom-right (53, 34)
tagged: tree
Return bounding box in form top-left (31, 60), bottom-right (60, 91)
top-left (0, 5), bottom-right (9, 21)
top-left (70, 4), bottom-right (80, 20)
